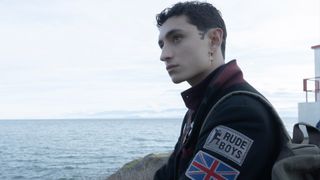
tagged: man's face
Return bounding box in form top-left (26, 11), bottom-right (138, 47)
top-left (158, 15), bottom-right (212, 86)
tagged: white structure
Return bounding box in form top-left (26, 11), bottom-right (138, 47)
top-left (298, 45), bottom-right (320, 126)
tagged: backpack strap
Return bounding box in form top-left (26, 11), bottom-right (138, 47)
top-left (292, 122), bottom-right (320, 147)
top-left (199, 90), bottom-right (291, 144)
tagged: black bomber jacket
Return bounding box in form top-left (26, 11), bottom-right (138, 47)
top-left (154, 60), bottom-right (282, 180)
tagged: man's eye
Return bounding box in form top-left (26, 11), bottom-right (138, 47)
top-left (173, 35), bottom-right (182, 43)
top-left (158, 41), bottom-right (164, 49)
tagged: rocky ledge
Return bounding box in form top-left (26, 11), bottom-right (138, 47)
top-left (107, 153), bottom-right (170, 180)
top-left (107, 152), bottom-right (170, 180)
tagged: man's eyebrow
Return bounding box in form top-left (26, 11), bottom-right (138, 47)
top-left (158, 29), bottom-right (184, 46)
top-left (165, 29), bottom-right (184, 38)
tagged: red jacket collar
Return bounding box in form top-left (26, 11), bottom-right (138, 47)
top-left (209, 60), bottom-right (246, 90)
top-left (181, 60), bottom-right (245, 110)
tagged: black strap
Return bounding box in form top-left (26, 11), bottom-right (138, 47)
top-left (199, 90), bottom-right (291, 143)
top-left (292, 122), bottom-right (320, 147)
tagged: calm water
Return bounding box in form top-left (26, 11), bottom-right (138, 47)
top-left (0, 117), bottom-right (297, 180)
top-left (0, 119), bottom-right (181, 180)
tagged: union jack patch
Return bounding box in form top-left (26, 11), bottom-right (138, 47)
top-left (185, 150), bottom-right (239, 180)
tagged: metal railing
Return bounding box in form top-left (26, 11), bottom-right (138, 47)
top-left (303, 76), bottom-right (320, 102)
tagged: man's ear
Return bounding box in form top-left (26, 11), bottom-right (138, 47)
top-left (208, 28), bottom-right (223, 51)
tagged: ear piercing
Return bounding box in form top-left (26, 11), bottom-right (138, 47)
top-left (209, 51), bottom-right (214, 65)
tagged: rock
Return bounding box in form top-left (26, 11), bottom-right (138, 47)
top-left (107, 152), bottom-right (170, 180)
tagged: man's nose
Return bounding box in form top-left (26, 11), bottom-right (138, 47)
top-left (160, 46), bottom-right (173, 62)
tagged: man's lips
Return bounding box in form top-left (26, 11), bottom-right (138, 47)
top-left (166, 64), bottom-right (179, 71)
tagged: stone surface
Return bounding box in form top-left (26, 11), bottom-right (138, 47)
top-left (107, 152), bottom-right (170, 180)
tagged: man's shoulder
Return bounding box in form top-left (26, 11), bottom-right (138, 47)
top-left (204, 90), bottom-right (277, 130)
top-left (212, 86), bottom-right (267, 109)
top-left (218, 91), bottom-right (266, 108)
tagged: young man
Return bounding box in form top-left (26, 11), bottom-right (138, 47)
top-left (154, 1), bottom-right (282, 180)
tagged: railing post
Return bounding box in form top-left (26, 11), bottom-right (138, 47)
top-left (315, 79), bottom-right (319, 102)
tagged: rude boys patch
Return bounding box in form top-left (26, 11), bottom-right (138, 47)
top-left (204, 125), bottom-right (253, 166)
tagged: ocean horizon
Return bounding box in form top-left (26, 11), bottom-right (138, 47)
top-left (0, 117), bottom-right (298, 179)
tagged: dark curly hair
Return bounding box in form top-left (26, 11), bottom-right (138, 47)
top-left (156, 1), bottom-right (227, 58)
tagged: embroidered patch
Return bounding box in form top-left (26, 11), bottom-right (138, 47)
top-left (204, 125), bottom-right (253, 166)
top-left (185, 150), bottom-right (239, 180)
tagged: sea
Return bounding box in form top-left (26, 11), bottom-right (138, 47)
top-left (0, 117), bottom-right (297, 180)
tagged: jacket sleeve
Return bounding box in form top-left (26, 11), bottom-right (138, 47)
top-left (181, 95), bottom-right (279, 180)
top-left (154, 150), bottom-right (175, 180)
top-left (154, 111), bottom-right (192, 180)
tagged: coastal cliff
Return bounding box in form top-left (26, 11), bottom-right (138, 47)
top-left (107, 152), bottom-right (170, 180)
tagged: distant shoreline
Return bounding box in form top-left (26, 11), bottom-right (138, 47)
top-left (0, 117), bottom-right (298, 120)
top-left (0, 117), bottom-right (184, 121)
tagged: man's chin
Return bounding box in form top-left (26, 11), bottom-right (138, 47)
top-left (171, 78), bottom-right (184, 84)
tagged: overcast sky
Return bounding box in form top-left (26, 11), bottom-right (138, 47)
top-left (0, 0), bottom-right (319, 119)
